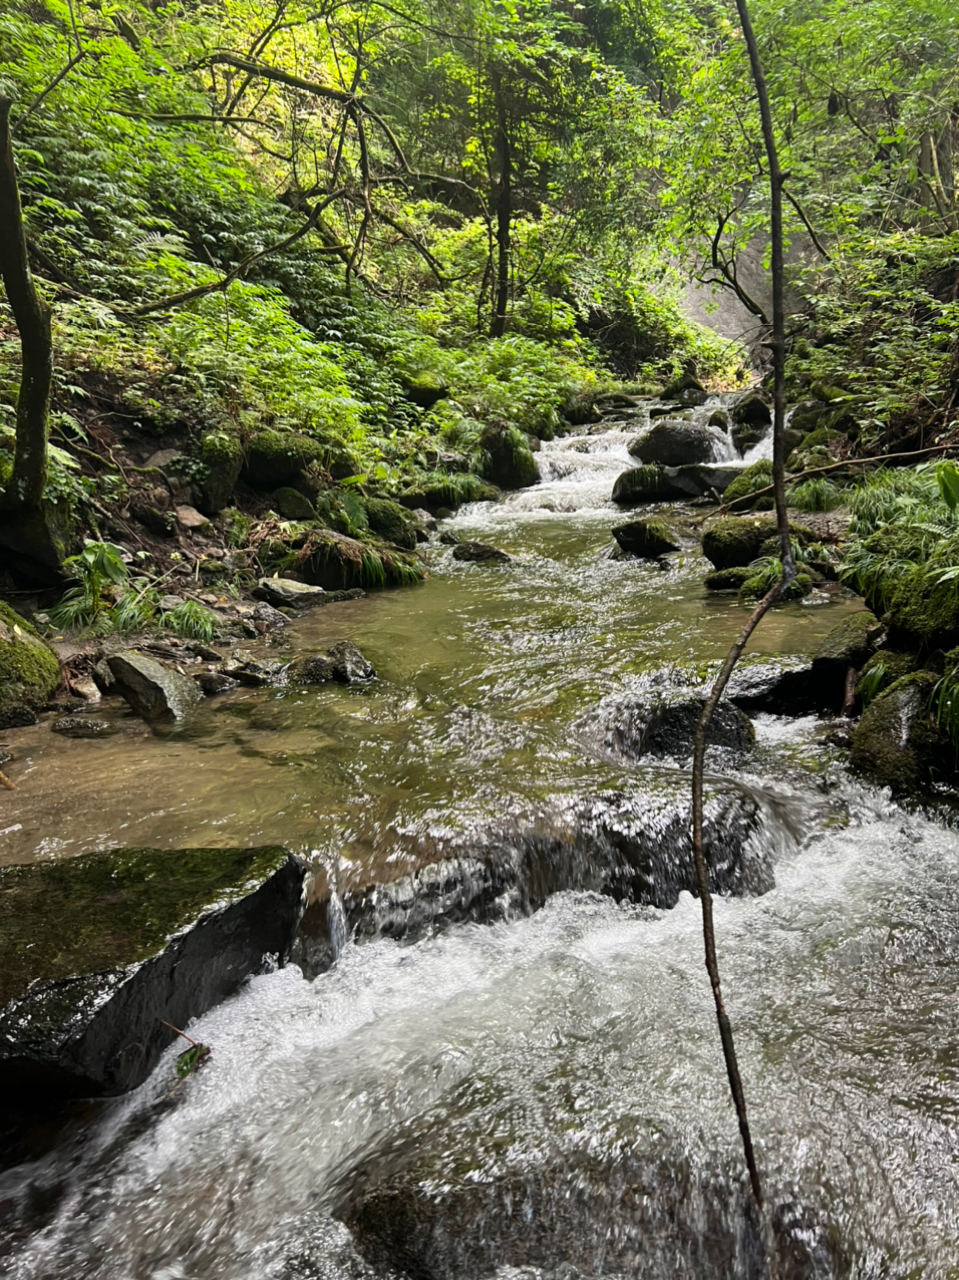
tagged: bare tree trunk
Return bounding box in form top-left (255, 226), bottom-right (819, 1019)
top-left (0, 96), bottom-right (53, 513)
top-left (688, 0), bottom-right (795, 1262)
top-left (490, 74), bottom-right (511, 339)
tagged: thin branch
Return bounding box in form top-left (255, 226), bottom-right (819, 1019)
top-left (783, 188), bottom-right (830, 260)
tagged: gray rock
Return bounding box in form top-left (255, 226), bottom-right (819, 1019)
top-left (93, 657), bottom-right (115, 691)
top-left (611, 466), bottom-right (689, 505)
top-left (328, 641), bottom-right (375, 683)
top-left (252, 601), bottom-right (291, 630)
top-left (628, 420), bottom-right (722, 467)
top-left (193, 670), bottom-right (240, 696)
top-left (71, 676), bottom-right (102, 703)
top-left (438, 530), bottom-right (460, 545)
top-left (255, 577), bottom-right (328, 609)
top-left (157, 594), bottom-right (183, 612)
top-left (51, 716), bottom-right (115, 739)
top-left (0, 846), bottom-right (307, 1103)
top-left (669, 462), bottom-right (744, 497)
top-left (850, 672), bottom-right (942, 797)
top-left (107, 652), bottom-right (203, 723)
top-left (452, 541), bottom-right (511, 563)
top-left (221, 650), bottom-right (287, 687)
top-left (285, 655), bottom-right (337, 685)
top-left (175, 504), bottom-right (210, 531)
top-left (731, 389), bottom-right (772, 428)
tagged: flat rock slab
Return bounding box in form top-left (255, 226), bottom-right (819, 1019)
top-left (254, 577), bottom-right (328, 609)
top-left (108, 651), bottom-right (202, 723)
top-left (0, 846), bottom-right (307, 1105)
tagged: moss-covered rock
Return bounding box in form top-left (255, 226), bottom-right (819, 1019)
top-left (788, 400), bottom-right (827, 437)
top-left (198, 432), bottom-right (242, 513)
top-left (741, 570), bottom-right (813, 601)
top-left (814, 611), bottom-right (880, 668)
top-left (478, 422), bottom-right (539, 490)
top-left (243, 430), bottom-right (326, 490)
top-left (273, 486), bottom-right (317, 520)
top-left (704, 566), bottom-right (754, 591)
top-left (856, 649), bottom-right (917, 699)
top-left (398, 474), bottom-right (499, 513)
top-left (612, 464), bottom-right (688, 505)
top-left (701, 516), bottom-right (813, 570)
top-left (731, 389), bottom-right (771, 428)
top-left (724, 459), bottom-right (774, 510)
top-left (661, 372), bottom-right (708, 406)
top-left (364, 498), bottom-right (417, 550)
top-left (850, 672), bottom-right (944, 796)
top-left (402, 369), bottom-right (449, 409)
top-left (0, 601), bottom-right (60, 729)
top-left (887, 573), bottom-right (959, 648)
top-left (612, 517), bottom-right (680, 558)
top-left (786, 427), bottom-right (845, 471)
top-left (0, 846), bottom-right (306, 1101)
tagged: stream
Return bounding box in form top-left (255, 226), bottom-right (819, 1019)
top-left (2, 402), bottom-right (958, 1278)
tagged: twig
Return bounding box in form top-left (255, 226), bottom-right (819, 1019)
top-left (160, 1018), bottom-right (200, 1047)
top-left (0, 769), bottom-right (18, 791)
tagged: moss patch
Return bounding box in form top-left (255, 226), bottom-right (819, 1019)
top-left (704, 566), bottom-right (754, 591)
top-left (850, 672), bottom-right (943, 796)
top-left (364, 498), bottom-right (417, 550)
top-left (724, 459), bottom-right (774, 510)
top-left (0, 846), bottom-right (292, 1009)
top-left (243, 430), bottom-right (325, 490)
top-left (814, 611), bottom-right (879, 665)
top-left (0, 601), bottom-right (60, 727)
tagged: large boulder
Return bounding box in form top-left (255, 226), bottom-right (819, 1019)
top-left (731, 389), bottom-right (771, 429)
top-left (107, 651), bottom-right (203, 723)
top-left (478, 422), bottom-right (539, 490)
top-left (0, 602), bottom-right (60, 729)
top-left (662, 372), bottom-right (708, 407)
top-left (272, 486), bottom-right (316, 520)
top-left (850, 672), bottom-right (943, 796)
top-left (198, 432), bottom-right (243, 514)
top-left (628, 420), bottom-right (720, 467)
top-left (612, 465), bottom-right (689, 505)
top-left (254, 577), bottom-right (328, 609)
top-left (402, 369), bottom-right (449, 408)
top-left (612, 518), bottom-right (680, 558)
top-left (670, 462), bottom-right (744, 497)
top-left (0, 846), bottom-right (307, 1104)
top-left (701, 515), bottom-right (779, 569)
top-left (723, 458), bottom-right (773, 510)
top-left (364, 498), bottom-right (417, 550)
top-left (243, 430), bottom-right (325, 490)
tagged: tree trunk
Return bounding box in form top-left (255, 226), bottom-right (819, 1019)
top-left (489, 75), bottom-right (511, 339)
top-left (0, 96), bottom-right (53, 514)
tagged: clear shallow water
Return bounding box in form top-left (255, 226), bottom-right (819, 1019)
top-left (3, 407), bottom-right (957, 1278)
top-left (0, 409), bottom-right (858, 870)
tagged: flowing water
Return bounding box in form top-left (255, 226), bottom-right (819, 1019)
top-left (2, 403), bottom-right (958, 1278)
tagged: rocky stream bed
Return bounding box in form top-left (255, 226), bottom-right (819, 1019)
top-left (1, 398), bottom-right (958, 1278)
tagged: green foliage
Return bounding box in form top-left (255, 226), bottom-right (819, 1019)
top-left (787, 478), bottom-right (845, 512)
top-left (50, 540), bottom-right (129, 632)
top-left (159, 601), bottom-right (219, 642)
top-left (857, 662), bottom-right (888, 708)
top-left (725, 460), bottom-right (774, 511)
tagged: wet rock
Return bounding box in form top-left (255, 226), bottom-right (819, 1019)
top-left (662, 372), bottom-right (708, 406)
top-left (324, 588), bottom-right (367, 604)
top-left (194, 669), bottom-right (240, 696)
top-left (670, 462), bottom-right (743, 497)
top-left (107, 651), bottom-right (202, 723)
top-left (628, 421), bottom-right (720, 467)
top-left (813, 611), bottom-right (880, 673)
top-left (723, 459), bottom-right (774, 510)
top-left (725, 656), bottom-right (822, 714)
top-left (221, 649), bottom-right (287, 687)
top-left (704, 566), bottom-right (754, 591)
top-left (701, 516), bottom-right (813, 570)
top-left (411, 508), bottom-right (437, 532)
top-left (93, 657), bottom-right (115, 692)
top-left (0, 601), bottom-right (60, 730)
top-left (364, 498), bottom-right (417, 550)
top-left (731, 388), bottom-right (772, 429)
top-left (855, 649), bottom-right (917, 700)
top-left (0, 846), bottom-right (307, 1103)
top-left (850, 672), bottom-right (943, 796)
top-left (328, 641), bottom-right (375, 683)
top-left (587, 688), bottom-right (755, 763)
top-left (478, 421), bottom-right (539, 490)
top-left (285, 654), bottom-right (337, 685)
top-left (255, 577), bottom-right (328, 610)
top-left (452, 541), bottom-right (511, 564)
top-left (185, 640), bottom-right (225, 661)
top-left (612, 518), bottom-right (680, 558)
top-left (252, 600), bottom-right (291, 630)
top-left (611, 465), bottom-right (689, 505)
top-left (70, 676), bottom-right (102, 703)
top-left (51, 715), bottom-right (115, 739)
top-left (438, 530), bottom-right (460, 546)
top-left (708, 407), bottom-right (730, 430)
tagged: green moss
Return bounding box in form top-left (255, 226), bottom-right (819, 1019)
top-left (402, 369), bottom-right (450, 408)
top-left (814, 611), bottom-right (879, 664)
top-left (364, 498), bottom-right (417, 550)
top-left (399, 473), bottom-right (499, 512)
top-left (0, 846), bottom-right (291, 1008)
top-left (850, 672), bottom-right (943, 796)
top-left (856, 649), bottom-right (917, 698)
top-left (198, 431), bottom-right (243, 512)
top-left (244, 430), bottom-right (326, 490)
top-left (704, 565), bottom-right (754, 590)
top-left (723, 459), bottom-right (774, 510)
top-left (0, 601), bottom-right (60, 727)
top-left (701, 516), bottom-right (814, 570)
top-left (887, 575), bottom-right (959, 647)
top-left (478, 422), bottom-right (538, 490)
top-left (612, 517), bottom-right (680, 558)
top-left (740, 570), bottom-right (812, 601)
top-left (272, 486), bottom-right (317, 520)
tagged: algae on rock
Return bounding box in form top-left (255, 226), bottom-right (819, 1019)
top-left (0, 601), bottom-right (60, 728)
